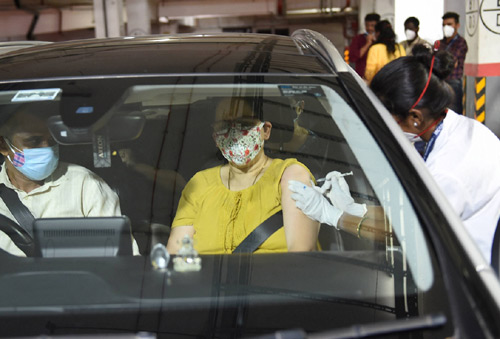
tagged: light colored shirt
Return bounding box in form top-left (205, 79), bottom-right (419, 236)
top-left (401, 36), bottom-right (432, 55)
top-left (426, 111), bottom-right (500, 262)
top-left (0, 161), bottom-right (138, 256)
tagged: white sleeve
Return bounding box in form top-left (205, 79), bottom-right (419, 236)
top-left (0, 231), bottom-right (26, 257)
top-left (82, 173), bottom-right (121, 217)
top-left (432, 171), bottom-right (467, 218)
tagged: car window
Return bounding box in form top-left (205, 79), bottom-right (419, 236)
top-left (0, 79), bottom-right (451, 337)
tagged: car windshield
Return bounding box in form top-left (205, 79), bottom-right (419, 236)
top-left (0, 76), bottom-right (453, 337)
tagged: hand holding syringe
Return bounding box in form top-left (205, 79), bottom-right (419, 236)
top-left (316, 171), bottom-right (353, 185)
top-left (288, 170), bottom-right (366, 228)
top-left (315, 171), bottom-right (366, 217)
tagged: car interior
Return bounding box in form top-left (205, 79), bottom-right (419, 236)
top-left (0, 83), bottom-right (463, 338)
top-left (0, 83), bottom-right (415, 264)
top-left (42, 84), bottom-right (387, 256)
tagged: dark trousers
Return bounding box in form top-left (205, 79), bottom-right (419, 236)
top-left (447, 78), bottom-right (463, 114)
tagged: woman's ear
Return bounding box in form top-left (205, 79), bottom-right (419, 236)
top-left (262, 121), bottom-right (272, 141)
top-left (408, 108), bottom-right (425, 129)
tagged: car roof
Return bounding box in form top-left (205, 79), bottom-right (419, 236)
top-left (0, 33), bottom-right (336, 81)
top-left (0, 41), bottom-right (52, 56)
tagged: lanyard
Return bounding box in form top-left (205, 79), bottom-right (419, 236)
top-left (423, 120), bottom-right (444, 161)
top-left (445, 35), bottom-right (458, 51)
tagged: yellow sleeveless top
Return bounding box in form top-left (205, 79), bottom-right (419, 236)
top-left (172, 158), bottom-right (312, 254)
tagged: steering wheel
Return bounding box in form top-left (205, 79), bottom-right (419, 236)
top-left (0, 214), bottom-right (35, 256)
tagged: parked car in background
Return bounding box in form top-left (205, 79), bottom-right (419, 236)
top-left (0, 31), bottom-right (498, 338)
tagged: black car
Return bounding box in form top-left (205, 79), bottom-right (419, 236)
top-left (0, 31), bottom-right (498, 338)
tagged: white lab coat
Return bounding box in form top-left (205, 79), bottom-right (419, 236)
top-left (426, 110), bottom-right (500, 262)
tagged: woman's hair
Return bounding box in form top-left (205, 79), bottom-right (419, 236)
top-left (370, 44), bottom-right (455, 120)
top-left (374, 20), bottom-right (397, 55)
top-left (215, 97), bottom-right (263, 121)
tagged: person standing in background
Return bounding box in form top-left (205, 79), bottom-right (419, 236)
top-left (364, 20), bottom-right (406, 84)
top-left (401, 17), bottom-right (431, 55)
top-left (349, 13), bottom-right (380, 77)
top-left (436, 12), bottom-right (468, 114)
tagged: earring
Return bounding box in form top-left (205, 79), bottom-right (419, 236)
top-left (414, 122), bottom-right (418, 127)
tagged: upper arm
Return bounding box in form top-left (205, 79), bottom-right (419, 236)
top-left (84, 173), bottom-right (121, 217)
top-left (280, 164), bottom-right (320, 251)
top-left (364, 47), bottom-right (378, 81)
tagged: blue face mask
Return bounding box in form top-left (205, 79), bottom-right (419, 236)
top-left (5, 139), bottom-right (59, 181)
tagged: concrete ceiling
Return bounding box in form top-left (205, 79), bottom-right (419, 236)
top-left (0, 0), bottom-right (93, 10)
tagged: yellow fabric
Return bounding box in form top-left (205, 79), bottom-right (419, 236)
top-left (172, 158), bottom-right (312, 254)
top-left (364, 43), bottom-right (406, 83)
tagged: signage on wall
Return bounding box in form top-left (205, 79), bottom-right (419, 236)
top-left (479, 0), bottom-right (500, 34)
top-left (464, 0), bottom-right (500, 76)
top-left (466, 0), bottom-right (479, 36)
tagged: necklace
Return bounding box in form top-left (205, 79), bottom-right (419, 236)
top-left (228, 157), bottom-right (268, 190)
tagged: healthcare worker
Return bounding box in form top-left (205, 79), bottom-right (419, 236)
top-left (289, 44), bottom-right (500, 263)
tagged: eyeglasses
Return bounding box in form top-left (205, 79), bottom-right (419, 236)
top-left (212, 119), bottom-right (261, 135)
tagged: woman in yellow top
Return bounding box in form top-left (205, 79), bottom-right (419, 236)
top-left (166, 98), bottom-right (320, 254)
top-left (364, 20), bottom-right (406, 84)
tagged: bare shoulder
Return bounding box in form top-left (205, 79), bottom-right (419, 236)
top-left (281, 163), bottom-right (310, 184)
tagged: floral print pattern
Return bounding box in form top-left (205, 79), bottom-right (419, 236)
top-left (214, 122), bottom-right (264, 166)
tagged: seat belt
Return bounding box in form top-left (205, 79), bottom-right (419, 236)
top-left (233, 211), bottom-right (283, 253)
top-left (0, 183), bottom-right (35, 237)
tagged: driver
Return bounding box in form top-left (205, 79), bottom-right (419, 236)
top-left (0, 103), bottom-right (138, 256)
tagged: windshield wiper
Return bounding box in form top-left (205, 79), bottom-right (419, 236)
top-left (251, 313), bottom-right (446, 339)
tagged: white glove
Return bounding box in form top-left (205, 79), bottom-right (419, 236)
top-left (319, 171), bottom-right (367, 217)
top-left (288, 180), bottom-right (343, 228)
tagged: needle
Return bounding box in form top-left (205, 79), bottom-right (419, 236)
top-left (316, 171), bottom-right (353, 183)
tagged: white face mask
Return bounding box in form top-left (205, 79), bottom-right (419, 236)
top-left (405, 29), bottom-right (416, 41)
top-left (403, 132), bottom-right (423, 144)
top-left (443, 25), bottom-right (455, 38)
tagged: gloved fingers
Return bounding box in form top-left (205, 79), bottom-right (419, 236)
top-left (327, 190), bottom-right (355, 207)
top-left (337, 176), bottom-right (350, 194)
top-left (313, 185), bottom-right (323, 194)
top-left (302, 186), bottom-right (325, 205)
top-left (321, 201), bottom-right (343, 229)
top-left (291, 192), bottom-right (305, 202)
top-left (326, 177), bottom-right (354, 210)
top-left (288, 180), bottom-right (308, 193)
top-left (311, 180), bottom-right (327, 194)
top-left (319, 181), bottom-right (331, 194)
top-left (325, 171), bottom-right (342, 181)
top-left (295, 200), bottom-right (306, 211)
top-left (330, 176), bottom-right (352, 197)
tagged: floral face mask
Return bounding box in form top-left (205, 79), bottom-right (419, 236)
top-left (213, 121), bottom-right (264, 166)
